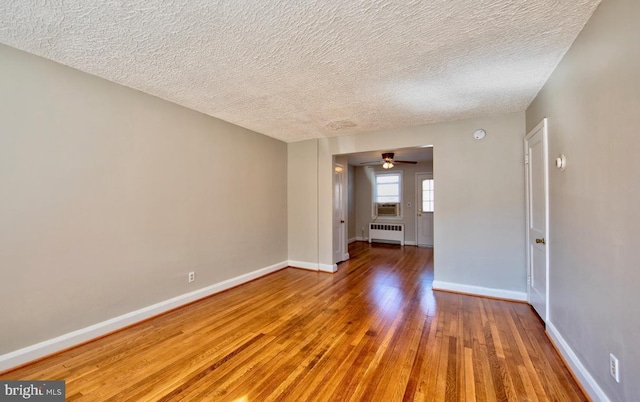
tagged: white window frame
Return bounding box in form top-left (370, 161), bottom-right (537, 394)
top-left (421, 178), bottom-right (434, 212)
top-left (372, 170), bottom-right (403, 219)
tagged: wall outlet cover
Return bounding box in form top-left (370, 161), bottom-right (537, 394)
top-left (610, 353), bottom-right (620, 383)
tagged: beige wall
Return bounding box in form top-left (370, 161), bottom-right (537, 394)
top-left (288, 111), bottom-right (527, 293)
top-left (0, 44), bottom-right (288, 354)
top-left (526, 0), bottom-right (639, 399)
top-left (352, 162), bottom-right (433, 244)
top-left (353, 166), bottom-right (371, 240)
top-left (347, 164), bottom-right (356, 240)
top-left (287, 139), bottom-right (318, 264)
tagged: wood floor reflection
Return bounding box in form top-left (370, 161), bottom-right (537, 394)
top-left (2, 242), bottom-right (586, 401)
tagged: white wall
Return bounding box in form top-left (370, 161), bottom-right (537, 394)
top-left (289, 112), bottom-right (527, 296)
top-left (526, 0), bottom-right (639, 399)
top-left (0, 44), bottom-right (288, 355)
top-left (353, 162), bottom-right (433, 244)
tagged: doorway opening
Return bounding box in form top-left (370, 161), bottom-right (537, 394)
top-left (332, 146), bottom-right (434, 266)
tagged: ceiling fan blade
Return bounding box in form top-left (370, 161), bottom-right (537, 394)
top-left (359, 160), bottom-right (383, 165)
top-left (394, 160), bottom-right (418, 164)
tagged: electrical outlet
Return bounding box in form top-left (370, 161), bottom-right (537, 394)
top-left (610, 353), bottom-right (620, 383)
top-left (188, 272), bottom-right (195, 283)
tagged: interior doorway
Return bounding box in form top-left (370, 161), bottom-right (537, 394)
top-left (342, 146), bottom-right (433, 249)
top-left (525, 119), bottom-right (549, 322)
top-left (333, 161), bottom-right (348, 264)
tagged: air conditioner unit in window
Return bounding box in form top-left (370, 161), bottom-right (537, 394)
top-left (376, 203), bottom-right (398, 217)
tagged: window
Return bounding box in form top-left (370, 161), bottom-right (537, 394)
top-left (422, 179), bottom-right (434, 212)
top-left (376, 173), bottom-right (401, 203)
top-left (374, 172), bottom-right (402, 217)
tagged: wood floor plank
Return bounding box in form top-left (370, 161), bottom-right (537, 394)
top-left (1, 242), bottom-right (587, 401)
top-left (463, 347), bottom-right (476, 401)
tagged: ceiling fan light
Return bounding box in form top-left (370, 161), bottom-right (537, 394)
top-left (383, 161), bottom-right (394, 169)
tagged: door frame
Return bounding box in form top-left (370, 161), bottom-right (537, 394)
top-left (333, 162), bottom-right (348, 264)
top-left (524, 118), bottom-right (550, 322)
top-left (415, 172), bottom-right (433, 247)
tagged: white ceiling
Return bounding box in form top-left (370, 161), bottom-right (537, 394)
top-left (0, 1), bottom-right (600, 143)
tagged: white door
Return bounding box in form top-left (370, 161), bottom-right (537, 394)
top-left (525, 119), bottom-right (549, 322)
top-left (416, 173), bottom-right (434, 247)
top-left (333, 163), bottom-right (347, 264)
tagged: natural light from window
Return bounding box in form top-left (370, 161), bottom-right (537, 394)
top-left (422, 179), bottom-right (434, 212)
top-left (375, 173), bottom-right (401, 203)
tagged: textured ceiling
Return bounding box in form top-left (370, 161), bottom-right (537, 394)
top-left (0, 0), bottom-right (600, 143)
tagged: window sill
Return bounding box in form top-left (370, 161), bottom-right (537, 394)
top-left (371, 216), bottom-right (404, 221)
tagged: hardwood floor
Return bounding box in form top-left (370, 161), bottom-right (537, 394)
top-left (2, 242), bottom-right (586, 401)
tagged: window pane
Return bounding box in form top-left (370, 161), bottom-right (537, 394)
top-left (377, 184), bottom-right (399, 202)
top-left (374, 172), bottom-right (402, 209)
top-left (376, 174), bottom-right (400, 184)
top-left (378, 196), bottom-right (399, 203)
top-left (422, 179), bottom-right (434, 212)
top-left (377, 183), bottom-right (398, 196)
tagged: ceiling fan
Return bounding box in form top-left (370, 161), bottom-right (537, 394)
top-left (360, 152), bottom-right (417, 169)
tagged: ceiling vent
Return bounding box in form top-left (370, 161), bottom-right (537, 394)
top-left (327, 119), bottom-right (357, 131)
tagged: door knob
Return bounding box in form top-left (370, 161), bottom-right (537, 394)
top-left (535, 238), bottom-right (545, 244)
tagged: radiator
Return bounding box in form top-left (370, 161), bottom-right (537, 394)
top-left (369, 223), bottom-right (405, 245)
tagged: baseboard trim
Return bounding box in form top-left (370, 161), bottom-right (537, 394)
top-left (348, 237), bottom-right (358, 244)
top-left (0, 260), bottom-right (289, 373)
top-left (404, 241), bottom-right (417, 246)
top-left (546, 322), bottom-right (610, 402)
top-left (319, 263), bottom-right (338, 273)
top-left (355, 236), bottom-right (368, 242)
top-left (287, 260), bottom-right (319, 271)
top-left (287, 261), bottom-right (337, 274)
top-left (432, 280), bottom-right (527, 302)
